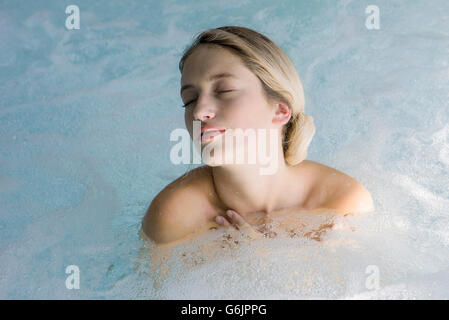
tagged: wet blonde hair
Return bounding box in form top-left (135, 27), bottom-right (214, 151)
top-left (179, 26), bottom-right (315, 166)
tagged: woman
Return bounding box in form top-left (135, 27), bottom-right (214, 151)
top-left (142, 26), bottom-right (374, 245)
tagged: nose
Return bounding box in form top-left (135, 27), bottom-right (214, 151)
top-left (193, 95), bottom-right (217, 122)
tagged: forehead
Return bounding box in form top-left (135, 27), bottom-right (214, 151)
top-left (181, 45), bottom-right (248, 85)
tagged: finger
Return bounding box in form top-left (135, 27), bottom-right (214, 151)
top-left (221, 212), bottom-right (263, 240)
top-left (227, 210), bottom-right (251, 229)
top-left (215, 215), bottom-right (232, 229)
top-left (233, 216), bottom-right (264, 239)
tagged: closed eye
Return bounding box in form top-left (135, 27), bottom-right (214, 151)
top-left (181, 90), bottom-right (234, 108)
top-left (182, 99), bottom-right (196, 108)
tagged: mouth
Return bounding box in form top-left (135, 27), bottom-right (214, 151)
top-left (201, 128), bottom-right (226, 143)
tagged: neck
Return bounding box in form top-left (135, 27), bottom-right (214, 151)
top-left (211, 153), bottom-right (293, 216)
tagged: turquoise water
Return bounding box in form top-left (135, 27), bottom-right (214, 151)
top-left (1, 0), bottom-right (449, 299)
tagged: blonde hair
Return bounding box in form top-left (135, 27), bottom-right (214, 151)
top-left (179, 26), bottom-right (315, 166)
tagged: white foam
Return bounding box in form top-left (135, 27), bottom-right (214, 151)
top-left (1, 0), bottom-right (449, 299)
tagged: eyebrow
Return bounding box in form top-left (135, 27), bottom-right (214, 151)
top-left (180, 72), bottom-right (237, 95)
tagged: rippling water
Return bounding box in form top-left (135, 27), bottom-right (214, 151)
top-left (1, 0), bottom-right (448, 299)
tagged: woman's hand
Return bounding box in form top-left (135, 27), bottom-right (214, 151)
top-left (214, 209), bottom-right (264, 240)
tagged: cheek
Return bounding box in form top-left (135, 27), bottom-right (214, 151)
top-left (227, 96), bottom-right (271, 129)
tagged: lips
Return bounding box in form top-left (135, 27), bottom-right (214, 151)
top-left (201, 125), bottom-right (226, 143)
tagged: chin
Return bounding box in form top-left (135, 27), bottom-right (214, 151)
top-left (203, 147), bottom-right (251, 168)
top-left (200, 132), bottom-right (251, 166)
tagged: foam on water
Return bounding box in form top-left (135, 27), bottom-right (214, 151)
top-left (1, 0), bottom-right (449, 299)
top-left (137, 208), bottom-right (449, 299)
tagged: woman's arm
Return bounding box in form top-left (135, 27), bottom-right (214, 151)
top-left (142, 184), bottom-right (210, 244)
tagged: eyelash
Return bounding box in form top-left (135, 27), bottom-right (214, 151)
top-left (181, 90), bottom-right (234, 108)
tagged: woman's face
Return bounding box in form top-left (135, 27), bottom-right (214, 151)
top-left (180, 44), bottom-right (289, 165)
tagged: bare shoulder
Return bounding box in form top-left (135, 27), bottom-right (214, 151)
top-left (301, 160), bottom-right (375, 215)
top-left (142, 166), bottom-right (218, 244)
